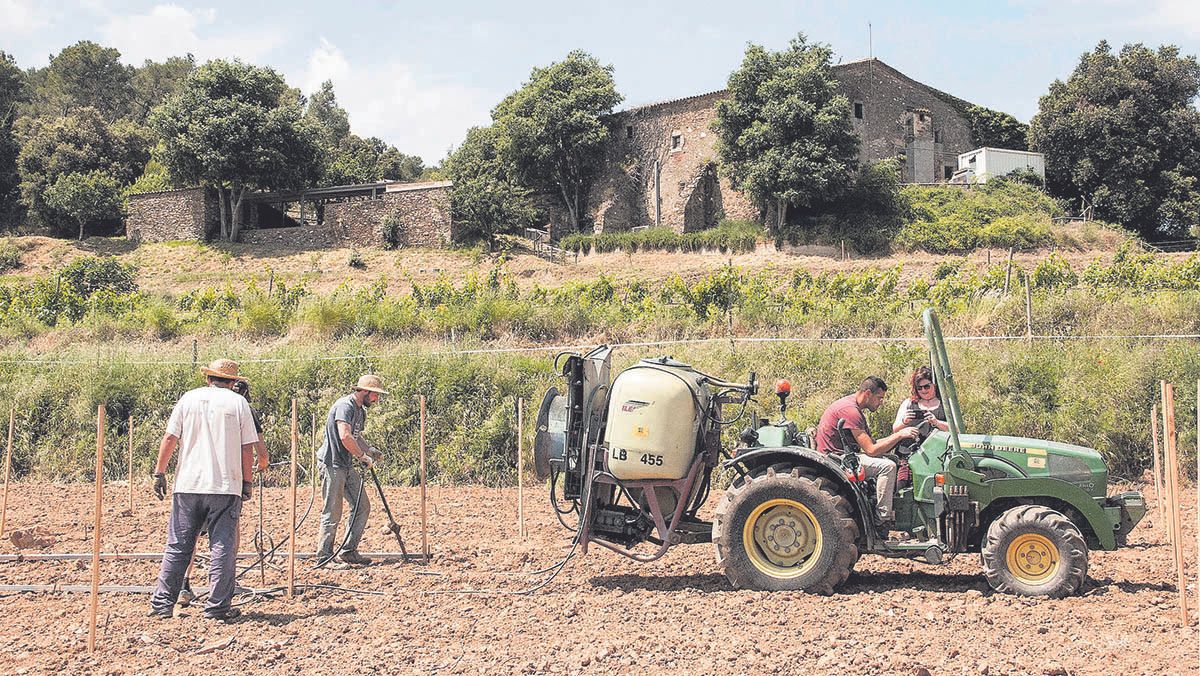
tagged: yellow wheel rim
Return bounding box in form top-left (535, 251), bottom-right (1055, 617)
top-left (1006, 533), bottom-right (1059, 583)
top-left (742, 498), bottom-right (822, 579)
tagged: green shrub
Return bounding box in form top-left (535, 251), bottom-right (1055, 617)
top-left (558, 220), bottom-right (762, 255)
top-left (896, 182), bottom-right (1063, 253)
top-left (348, 250), bottom-right (366, 269)
top-left (0, 240), bottom-right (21, 271)
top-left (380, 212), bottom-right (404, 250)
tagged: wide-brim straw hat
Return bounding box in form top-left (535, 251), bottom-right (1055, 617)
top-left (354, 374), bottom-right (389, 395)
top-left (200, 358), bottom-right (247, 382)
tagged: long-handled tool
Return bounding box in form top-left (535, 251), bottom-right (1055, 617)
top-left (367, 465), bottom-right (408, 558)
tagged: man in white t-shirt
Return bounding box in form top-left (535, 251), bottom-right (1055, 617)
top-left (148, 358), bottom-right (259, 621)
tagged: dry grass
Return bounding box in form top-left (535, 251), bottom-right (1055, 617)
top-left (0, 222), bottom-right (1156, 296)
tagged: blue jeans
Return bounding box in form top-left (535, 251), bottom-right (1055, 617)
top-left (317, 464), bottom-right (371, 559)
top-left (150, 493), bottom-right (242, 615)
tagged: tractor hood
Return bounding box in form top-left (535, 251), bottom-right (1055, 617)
top-left (956, 434), bottom-right (1109, 498)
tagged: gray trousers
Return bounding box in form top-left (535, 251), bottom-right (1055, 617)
top-left (317, 464), bottom-right (371, 559)
top-left (150, 493), bottom-right (242, 614)
top-left (859, 454), bottom-right (898, 521)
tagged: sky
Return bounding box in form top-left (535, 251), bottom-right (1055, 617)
top-left (2, 0), bottom-right (1197, 164)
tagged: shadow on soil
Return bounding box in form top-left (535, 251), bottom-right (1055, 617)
top-left (244, 604), bottom-right (356, 626)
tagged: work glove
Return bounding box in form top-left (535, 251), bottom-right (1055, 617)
top-left (153, 473), bottom-right (167, 501)
top-left (241, 481), bottom-right (253, 501)
top-left (360, 453), bottom-right (376, 469)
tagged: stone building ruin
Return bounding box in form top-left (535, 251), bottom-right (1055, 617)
top-left (581, 57), bottom-right (979, 236)
top-left (126, 180), bottom-right (454, 247)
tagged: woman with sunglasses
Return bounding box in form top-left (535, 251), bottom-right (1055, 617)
top-left (892, 366), bottom-right (950, 434)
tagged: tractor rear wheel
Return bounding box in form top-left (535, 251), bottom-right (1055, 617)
top-left (713, 466), bottom-right (858, 594)
top-left (981, 505), bottom-right (1088, 597)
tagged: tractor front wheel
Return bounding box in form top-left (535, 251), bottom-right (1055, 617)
top-left (713, 466), bottom-right (858, 594)
top-left (981, 505), bottom-right (1088, 597)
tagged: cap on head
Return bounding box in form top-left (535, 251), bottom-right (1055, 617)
top-left (200, 358), bottom-right (247, 383)
top-left (354, 374), bottom-right (389, 395)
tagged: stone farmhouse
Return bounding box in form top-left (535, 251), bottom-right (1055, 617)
top-left (126, 180), bottom-right (454, 246)
top-left (126, 57), bottom-right (986, 245)
top-left (582, 57), bottom-right (980, 235)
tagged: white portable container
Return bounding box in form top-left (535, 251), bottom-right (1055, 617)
top-left (605, 359), bottom-right (709, 481)
top-left (957, 147), bottom-right (1045, 183)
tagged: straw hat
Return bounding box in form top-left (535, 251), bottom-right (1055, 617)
top-left (200, 358), bottom-right (247, 382)
top-left (354, 374), bottom-right (389, 395)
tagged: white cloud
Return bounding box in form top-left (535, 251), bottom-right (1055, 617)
top-left (0, 0), bottom-right (50, 35)
top-left (300, 38), bottom-right (491, 165)
top-left (1140, 0), bottom-right (1200, 37)
top-left (101, 4), bottom-right (284, 65)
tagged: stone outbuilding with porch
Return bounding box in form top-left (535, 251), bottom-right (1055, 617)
top-left (125, 180), bottom-right (455, 247)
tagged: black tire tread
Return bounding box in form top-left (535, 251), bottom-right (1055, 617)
top-left (980, 504), bottom-right (1088, 598)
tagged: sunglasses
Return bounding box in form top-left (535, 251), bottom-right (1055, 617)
top-left (916, 382), bottom-right (934, 391)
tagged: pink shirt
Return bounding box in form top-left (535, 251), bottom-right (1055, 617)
top-left (815, 394), bottom-right (867, 454)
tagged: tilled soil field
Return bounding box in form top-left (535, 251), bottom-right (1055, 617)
top-left (0, 481), bottom-right (1195, 675)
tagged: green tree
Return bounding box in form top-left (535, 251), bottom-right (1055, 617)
top-left (43, 170), bottom-right (125, 240)
top-left (16, 107), bottom-right (149, 233)
top-left (30, 41), bottom-right (134, 121)
top-left (445, 126), bottom-right (537, 248)
top-left (151, 59), bottom-right (321, 241)
top-left (493, 50), bottom-right (621, 232)
top-left (715, 34), bottom-right (860, 230)
top-left (0, 51), bottom-right (26, 211)
top-left (377, 147), bottom-right (424, 181)
top-left (131, 55), bottom-right (196, 122)
top-left (963, 105), bottom-right (1028, 150)
top-left (1029, 41), bottom-right (1200, 237)
top-left (126, 155), bottom-right (174, 195)
top-left (304, 80), bottom-right (351, 150)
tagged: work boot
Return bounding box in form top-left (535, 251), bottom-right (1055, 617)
top-left (178, 580), bottom-right (195, 607)
top-left (338, 550), bottom-right (373, 566)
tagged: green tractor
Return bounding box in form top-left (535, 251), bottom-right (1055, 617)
top-left (534, 309), bottom-right (1146, 596)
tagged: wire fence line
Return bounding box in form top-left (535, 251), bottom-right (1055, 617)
top-left (1, 332), bottom-right (1199, 367)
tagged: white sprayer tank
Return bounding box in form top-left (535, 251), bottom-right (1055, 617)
top-left (605, 359), bottom-right (710, 480)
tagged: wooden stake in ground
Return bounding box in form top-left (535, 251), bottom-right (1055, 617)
top-left (517, 397), bottom-right (525, 538)
top-left (1003, 247), bottom-right (1014, 295)
top-left (88, 404), bottom-right (105, 653)
top-left (0, 405), bottom-right (14, 538)
top-left (1160, 382), bottom-right (1189, 625)
top-left (127, 415), bottom-right (134, 515)
top-left (1151, 403), bottom-right (1166, 541)
top-left (287, 398), bottom-right (297, 599)
top-left (419, 394), bottom-right (429, 564)
top-left (1023, 272), bottom-right (1034, 342)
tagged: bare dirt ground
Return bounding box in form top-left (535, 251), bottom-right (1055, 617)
top-left (0, 226), bottom-right (1155, 297)
top-left (0, 480), bottom-right (1196, 675)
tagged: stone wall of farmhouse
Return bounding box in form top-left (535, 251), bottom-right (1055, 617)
top-left (125, 187), bottom-right (217, 242)
top-left (581, 58), bottom-right (981, 236)
top-left (321, 185), bottom-right (454, 247)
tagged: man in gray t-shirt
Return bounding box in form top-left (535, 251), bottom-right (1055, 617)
top-left (316, 374), bottom-right (388, 567)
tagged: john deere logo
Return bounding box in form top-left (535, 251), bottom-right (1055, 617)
top-left (621, 400), bottom-right (650, 412)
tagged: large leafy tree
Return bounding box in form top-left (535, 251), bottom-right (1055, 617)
top-left (715, 34), bottom-right (860, 230)
top-left (0, 51), bottom-right (26, 211)
top-left (151, 59), bottom-right (320, 241)
top-left (28, 41), bottom-right (135, 121)
top-left (131, 55), bottom-right (196, 123)
top-left (493, 50), bottom-right (621, 232)
top-left (445, 125), bottom-right (536, 248)
top-left (16, 107), bottom-right (149, 234)
top-left (1029, 41), bottom-right (1200, 237)
top-left (304, 81), bottom-right (424, 186)
top-left (44, 170), bottom-right (124, 240)
top-left (963, 105), bottom-right (1028, 150)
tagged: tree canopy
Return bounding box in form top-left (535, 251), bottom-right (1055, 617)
top-left (16, 107), bottom-right (149, 234)
top-left (493, 50), bottom-right (621, 232)
top-left (151, 59), bottom-right (321, 240)
top-left (0, 51), bottom-right (25, 209)
top-left (445, 125), bottom-right (537, 247)
top-left (1029, 41), bottom-right (1200, 237)
top-left (304, 80), bottom-right (425, 187)
top-left (714, 34), bottom-right (860, 229)
top-left (963, 105), bottom-right (1028, 150)
top-left (44, 170), bottom-right (125, 240)
top-left (28, 41), bottom-right (135, 121)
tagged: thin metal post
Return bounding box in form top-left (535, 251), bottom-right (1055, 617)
top-left (1023, 272), bottom-right (1033, 342)
top-left (127, 415), bottom-right (134, 515)
top-left (517, 397), bottom-right (525, 538)
top-left (1151, 404), bottom-right (1166, 540)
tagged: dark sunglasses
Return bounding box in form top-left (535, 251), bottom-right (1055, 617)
top-left (916, 382), bottom-right (934, 391)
